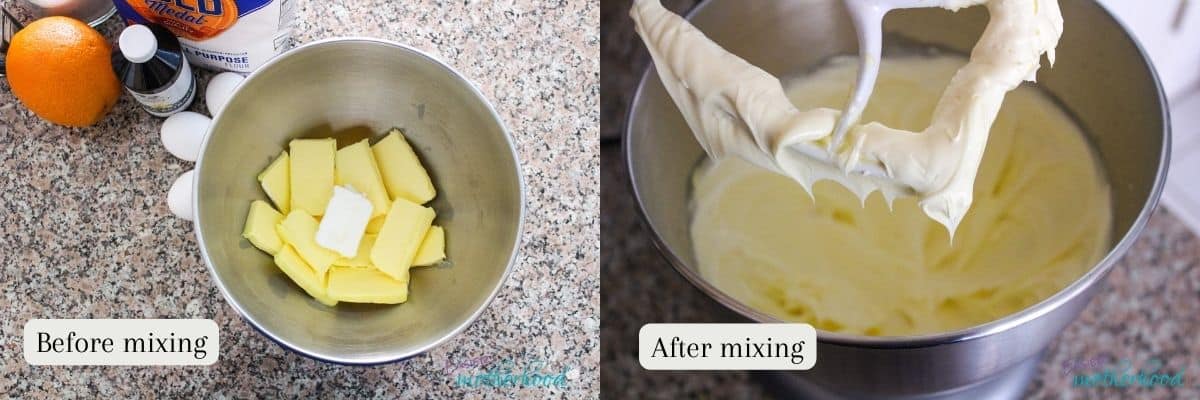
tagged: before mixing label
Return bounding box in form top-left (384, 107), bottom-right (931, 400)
top-left (23, 319), bottom-right (219, 365)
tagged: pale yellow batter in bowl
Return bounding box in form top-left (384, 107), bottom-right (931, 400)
top-left (690, 55), bottom-right (1112, 336)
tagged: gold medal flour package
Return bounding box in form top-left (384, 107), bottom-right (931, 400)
top-left (113, 0), bottom-right (298, 73)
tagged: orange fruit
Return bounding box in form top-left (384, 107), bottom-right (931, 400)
top-left (6, 16), bottom-right (121, 127)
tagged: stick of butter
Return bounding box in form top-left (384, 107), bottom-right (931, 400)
top-left (413, 225), bottom-right (445, 267)
top-left (257, 151), bottom-right (290, 214)
top-left (373, 129), bottom-right (436, 204)
top-left (316, 186), bottom-right (373, 258)
top-left (274, 245), bottom-right (338, 306)
top-left (276, 209), bottom-right (340, 275)
top-left (289, 138), bottom-right (336, 216)
top-left (335, 139), bottom-right (391, 218)
top-left (242, 200), bottom-right (284, 255)
top-left (327, 266), bottom-right (409, 304)
top-left (371, 197), bottom-right (435, 281)
top-left (364, 216), bottom-right (385, 234)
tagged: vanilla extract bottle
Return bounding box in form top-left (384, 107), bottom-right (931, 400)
top-left (113, 23), bottom-right (196, 117)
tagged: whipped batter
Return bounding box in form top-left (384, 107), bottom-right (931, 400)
top-left (690, 56), bottom-right (1111, 336)
top-left (631, 0), bottom-right (1062, 235)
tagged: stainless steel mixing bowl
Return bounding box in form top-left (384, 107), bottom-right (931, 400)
top-left (195, 38), bottom-right (524, 364)
top-left (625, 0), bottom-right (1169, 397)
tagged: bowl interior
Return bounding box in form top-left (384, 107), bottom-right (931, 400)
top-left (627, 0), bottom-right (1166, 333)
top-left (196, 39), bottom-right (523, 363)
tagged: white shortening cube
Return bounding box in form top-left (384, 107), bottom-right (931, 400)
top-left (316, 186), bottom-right (374, 258)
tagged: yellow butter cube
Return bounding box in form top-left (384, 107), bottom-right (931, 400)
top-left (413, 225), bottom-right (446, 267)
top-left (364, 216), bottom-right (385, 234)
top-left (242, 200), bottom-right (284, 255)
top-left (274, 245), bottom-right (338, 306)
top-left (327, 266), bottom-right (409, 304)
top-left (257, 151), bottom-right (290, 213)
top-left (289, 138), bottom-right (336, 216)
top-left (370, 198), bottom-right (435, 280)
top-left (372, 129), bottom-right (436, 204)
top-left (276, 210), bottom-right (340, 275)
top-left (334, 234), bottom-right (376, 267)
top-left (335, 139), bottom-right (391, 218)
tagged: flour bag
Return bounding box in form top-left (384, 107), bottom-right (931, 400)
top-left (113, 0), bottom-right (298, 73)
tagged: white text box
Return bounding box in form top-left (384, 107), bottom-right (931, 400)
top-left (23, 319), bottom-right (219, 365)
top-left (639, 323), bottom-right (816, 370)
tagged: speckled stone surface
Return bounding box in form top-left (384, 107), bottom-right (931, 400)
top-left (0, 1), bottom-right (599, 397)
top-left (601, 0), bottom-right (1200, 398)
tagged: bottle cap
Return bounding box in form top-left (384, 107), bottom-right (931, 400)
top-left (119, 24), bottom-right (157, 64)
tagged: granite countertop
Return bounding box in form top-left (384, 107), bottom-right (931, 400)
top-left (601, 0), bottom-right (1200, 398)
top-left (0, 1), bottom-right (599, 397)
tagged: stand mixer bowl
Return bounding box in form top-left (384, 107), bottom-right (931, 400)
top-left (624, 0), bottom-right (1169, 397)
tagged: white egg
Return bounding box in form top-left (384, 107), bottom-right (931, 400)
top-left (168, 170), bottom-right (195, 221)
top-left (206, 72), bottom-right (245, 116)
top-left (161, 111), bottom-right (211, 162)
